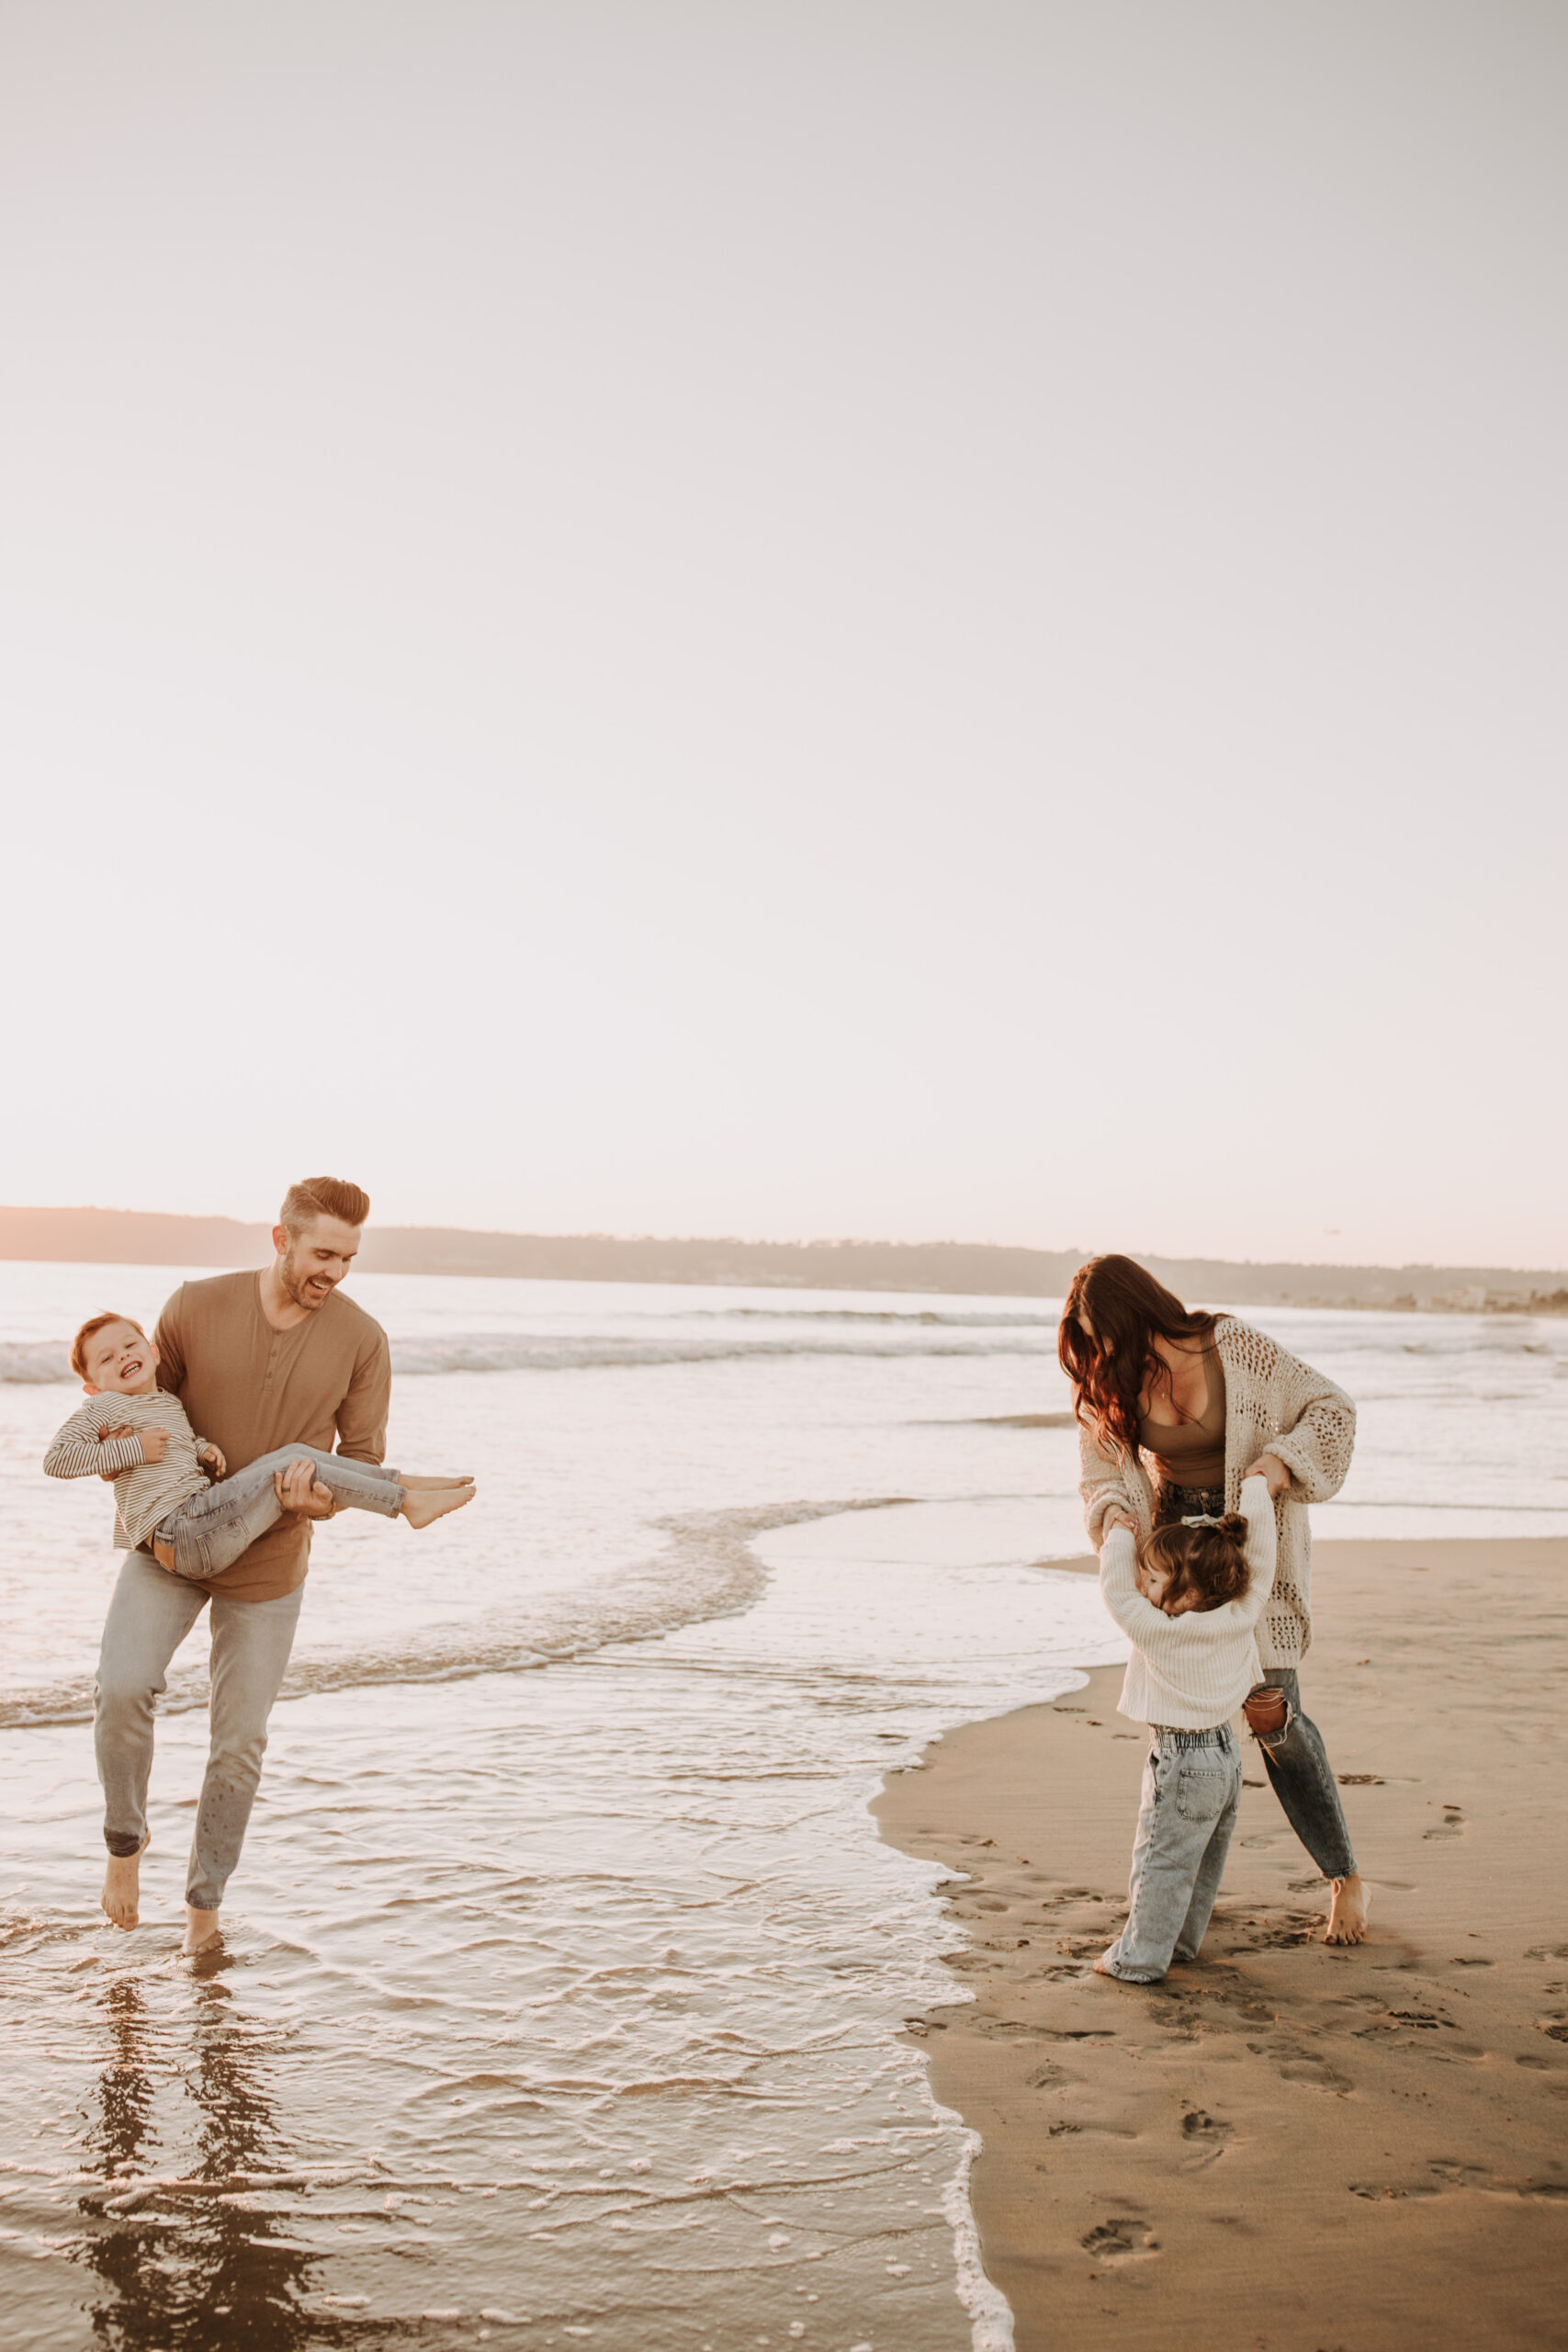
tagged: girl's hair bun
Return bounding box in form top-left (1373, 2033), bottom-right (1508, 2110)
top-left (1217, 1511), bottom-right (1247, 1543)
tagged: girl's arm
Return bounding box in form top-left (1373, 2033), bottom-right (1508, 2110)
top-left (43, 1403), bottom-right (147, 1480)
top-left (1099, 1523), bottom-right (1179, 1645)
top-left (1229, 1474), bottom-right (1279, 1629)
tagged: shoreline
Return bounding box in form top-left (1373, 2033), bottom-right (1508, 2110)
top-left (875, 1537), bottom-right (1568, 2350)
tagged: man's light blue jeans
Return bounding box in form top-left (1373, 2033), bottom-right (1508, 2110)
top-left (96, 1550), bottom-right (305, 1910)
top-left (153, 1445), bottom-right (404, 1580)
top-left (1100, 1724), bottom-right (1242, 1983)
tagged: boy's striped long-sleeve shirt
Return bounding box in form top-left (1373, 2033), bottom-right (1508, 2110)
top-left (43, 1391), bottom-right (211, 1550)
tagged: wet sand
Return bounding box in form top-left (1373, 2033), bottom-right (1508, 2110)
top-left (875, 1537), bottom-right (1568, 2351)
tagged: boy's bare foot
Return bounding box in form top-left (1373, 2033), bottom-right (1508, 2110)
top-left (183, 1905), bottom-right (222, 1956)
top-left (399, 1474), bottom-right (476, 1490)
top-left (1325, 1873), bottom-right (1371, 1944)
top-left (102, 1836), bottom-right (151, 1930)
top-left (400, 1483), bottom-right (476, 1529)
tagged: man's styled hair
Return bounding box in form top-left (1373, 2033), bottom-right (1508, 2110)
top-left (279, 1176), bottom-right (371, 1235)
top-left (70, 1311), bottom-right (146, 1382)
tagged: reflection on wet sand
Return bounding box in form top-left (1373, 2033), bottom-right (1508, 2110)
top-left (78, 1961), bottom-right (343, 2352)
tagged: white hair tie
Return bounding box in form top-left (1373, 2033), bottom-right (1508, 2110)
top-left (1179, 1512), bottom-right (1224, 1528)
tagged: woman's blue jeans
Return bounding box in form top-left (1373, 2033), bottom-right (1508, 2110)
top-left (1250, 1666), bottom-right (1357, 1882)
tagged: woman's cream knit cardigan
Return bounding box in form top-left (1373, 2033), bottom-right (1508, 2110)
top-left (1077, 1317), bottom-right (1356, 1669)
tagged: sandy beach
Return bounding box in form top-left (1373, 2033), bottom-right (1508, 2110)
top-left (876, 1535), bottom-right (1568, 2350)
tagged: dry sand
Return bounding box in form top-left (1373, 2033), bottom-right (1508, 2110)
top-left (875, 1537), bottom-right (1568, 2350)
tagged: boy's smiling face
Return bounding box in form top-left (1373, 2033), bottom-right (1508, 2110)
top-left (81, 1320), bottom-right (160, 1397)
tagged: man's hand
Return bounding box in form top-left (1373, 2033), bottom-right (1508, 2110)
top-left (96, 1424), bottom-right (133, 1479)
top-left (1243, 1452), bottom-right (1292, 1499)
top-left (274, 1457), bottom-right (335, 1520)
top-left (137, 1428), bottom-right (169, 1464)
top-left (199, 1443), bottom-right (227, 1477)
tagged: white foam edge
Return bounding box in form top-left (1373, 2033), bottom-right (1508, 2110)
top-left (937, 2105), bottom-right (1015, 2351)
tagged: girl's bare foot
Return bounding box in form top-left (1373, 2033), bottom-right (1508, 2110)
top-left (400, 1482), bottom-right (476, 1529)
top-left (182, 1905), bottom-right (221, 1956)
top-left (1325, 1873), bottom-right (1371, 1944)
top-left (399, 1474), bottom-right (476, 1489)
top-left (101, 1835), bottom-right (151, 1929)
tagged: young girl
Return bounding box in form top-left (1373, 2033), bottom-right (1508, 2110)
top-left (1093, 1472), bottom-right (1276, 1984)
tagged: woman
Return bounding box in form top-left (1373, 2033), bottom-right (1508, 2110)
top-left (1059, 1254), bottom-right (1370, 1947)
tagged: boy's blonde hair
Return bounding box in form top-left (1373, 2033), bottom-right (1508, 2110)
top-left (70, 1312), bottom-right (146, 1383)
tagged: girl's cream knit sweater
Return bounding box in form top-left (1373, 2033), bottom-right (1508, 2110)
top-left (1100, 1476), bottom-right (1276, 1727)
top-left (1077, 1317), bottom-right (1356, 1669)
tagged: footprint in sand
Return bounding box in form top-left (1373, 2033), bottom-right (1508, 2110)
top-left (1080, 2216), bottom-right (1160, 2262)
top-left (1236, 1911), bottom-right (1322, 1950)
top-left (1428, 2159), bottom-right (1493, 2187)
top-left (1424, 1805), bottom-right (1467, 1840)
top-left (1277, 2056), bottom-right (1354, 2093)
top-left (1179, 2109), bottom-right (1233, 2168)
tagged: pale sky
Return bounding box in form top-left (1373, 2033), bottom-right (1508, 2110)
top-left (4, 3), bottom-right (1564, 1267)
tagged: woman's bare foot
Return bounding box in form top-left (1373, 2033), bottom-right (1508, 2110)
top-left (400, 1483), bottom-right (476, 1529)
top-left (182, 1905), bottom-right (222, 1956)
top-left (101, 1836), bottom-right (151, 1930)
top-left (1325, 1873), bottom-right (1371, 1945)
top-left (399, 1474), bottom-right (475, 1490)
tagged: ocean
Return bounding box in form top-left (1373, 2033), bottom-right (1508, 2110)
top-left (2, 1264), bottom-right (1565, 2351)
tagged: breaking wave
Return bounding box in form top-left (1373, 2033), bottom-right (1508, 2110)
top-left (0, 1497), bottom-right (910, 1729)
top-left (0, 1331), bottom-right (1055, 1384)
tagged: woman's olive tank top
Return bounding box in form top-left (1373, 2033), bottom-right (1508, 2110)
top-left (1137, 1343), bottom-right (1227, 1489)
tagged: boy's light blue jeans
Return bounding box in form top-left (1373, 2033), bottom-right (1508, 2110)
top-left (153, 1445), bottom-right (405, 1580)
top-left (1100, 1724), bottom-right (1242, 1983)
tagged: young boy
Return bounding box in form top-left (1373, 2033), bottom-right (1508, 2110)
top-left (1092, 1473), bottom-right (1276, 1984)
top-left (47, 1313), bottom-right (474, 1582)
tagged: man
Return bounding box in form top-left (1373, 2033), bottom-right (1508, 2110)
top-left (95, 1176), bottom-right (390, 1953)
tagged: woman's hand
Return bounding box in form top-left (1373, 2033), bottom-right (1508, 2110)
top-left (1100, 1510), bottom-right (1136, 1544)
top-left (1243, 1452), bottom-right (1292, 1499)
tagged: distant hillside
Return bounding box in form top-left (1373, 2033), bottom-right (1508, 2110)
top-left (0, 1205), bottom-right (1562, 1310)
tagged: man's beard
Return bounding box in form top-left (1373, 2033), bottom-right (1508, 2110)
top-left (280, 1250), bottom-right (336, 1311)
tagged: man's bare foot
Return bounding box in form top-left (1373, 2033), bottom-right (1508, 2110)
top-left (182, 1905), bottom-right (221, 1956)
top-left (400, 1483), bottom-right (476, 1529)
top-left (101, 1836), bottom-right (151, 1930)
top-left (1325, 1873), bottom-right (1371, 1945)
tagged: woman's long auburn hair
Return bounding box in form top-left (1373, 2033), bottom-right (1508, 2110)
top-left (1058, 1255), bottom-right (1220, 1463)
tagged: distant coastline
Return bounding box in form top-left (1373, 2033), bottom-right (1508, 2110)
top-left (1, 1205), bottom-right (1563, 1314)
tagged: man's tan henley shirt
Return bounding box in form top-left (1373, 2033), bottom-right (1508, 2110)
top-left (153, 1271), bottom-right (392, 1603)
